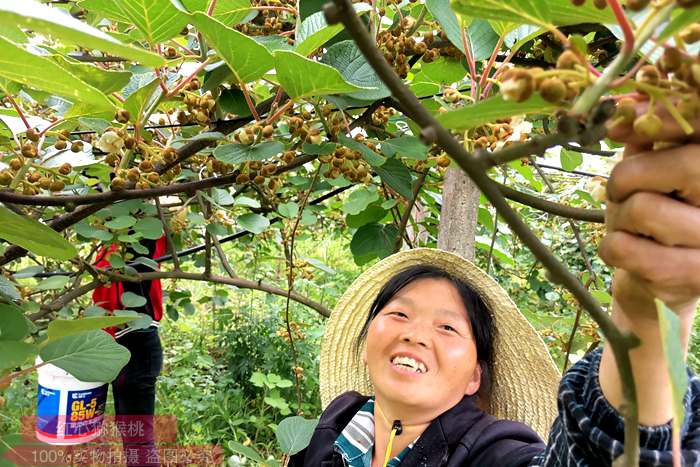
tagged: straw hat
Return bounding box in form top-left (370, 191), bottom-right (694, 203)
top-left (319, 248), bottom-right (560, 439)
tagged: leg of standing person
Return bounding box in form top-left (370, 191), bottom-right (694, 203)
top-left (112, 329), bottom-right (163, 467)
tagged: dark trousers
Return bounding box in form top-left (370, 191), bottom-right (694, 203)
top-left (112, 329), bottom-right (163, 467)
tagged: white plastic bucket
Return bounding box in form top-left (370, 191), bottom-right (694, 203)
top-left (35, 357), bottom-right (109, 445)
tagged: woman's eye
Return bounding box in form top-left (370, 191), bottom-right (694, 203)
top-left (389, 311), bottom-right (408, 318)
top-left (440, 324), bottom-right (458, 333)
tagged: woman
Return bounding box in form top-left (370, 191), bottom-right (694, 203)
top-left (290, 105), bottom-right (700, 466)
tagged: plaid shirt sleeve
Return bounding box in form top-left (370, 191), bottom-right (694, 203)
top-left (529, 348), bottom-right (700, 466)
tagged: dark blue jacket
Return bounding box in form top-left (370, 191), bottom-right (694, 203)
top-left (289, 391), bottom-right (544, 466)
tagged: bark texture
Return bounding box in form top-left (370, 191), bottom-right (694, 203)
top-left (437, 167), bottom-right (480, 260)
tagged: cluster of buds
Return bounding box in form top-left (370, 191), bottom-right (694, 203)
top-left (371, 105), bottom-right (394, 126)
top-left (500, 51), bottom-right (589, 104)
top-left (377, 22), bottom-right (429, 78)
top-left (318, 143), bottom-right (372, 183)
top-left (287, 115), bottom-right (322, 144)
top-left (169, 208), bottom-right (189, 234)
top-left (276, 321), bottom-right (305, 342)
top-left (611, 44), bottom-right (700, 139)
top-left (234, 159), bottom-right (278, 187)
top-left (470, 120), bottom-right (528, 152)
top-left (211, 209), bottom-right (235, 227)
top-left (177, 89), bottom-right (215, 126)
top-left (236, 0), bottom-right (295, 39)
top-left (53, 129), bottom-right (85, 153)
top-left (234, 121), bottom-right (276, 145)
top-left (205, 157), bottom-right (235, 176)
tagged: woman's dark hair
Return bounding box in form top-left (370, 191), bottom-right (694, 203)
top-left (354, 264), bottom-right (495, 406)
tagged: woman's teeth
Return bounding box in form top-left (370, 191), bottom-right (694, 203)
top-left (391, 355), bottom-right (427, 373)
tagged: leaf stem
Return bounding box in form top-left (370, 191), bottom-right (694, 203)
top-left (608, 0), bottom-right (635, 54)
top-left (240, 81), bottom-right (261, 121)
top-left (7, 95), bottom-right (30, 130)
top-left (459, 20), bottom-right (478, 101)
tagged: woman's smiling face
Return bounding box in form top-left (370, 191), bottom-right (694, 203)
top-left (363, 277), bottom-right (481, 418)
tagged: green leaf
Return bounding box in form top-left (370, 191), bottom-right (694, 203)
top-left (0, 208), bottom-right (76, 260)
top-left (321, 41), bottom-right (390, 101)
top-left (417, 58), bottom-right (467, 84)
top-left (191, 12), bottom-right (274, 83)
top-left (279, 202), bottom-right (299, 218)
top-left (338, 134), bottom-right (385, 166)
top-left (227, 441), bottom-right (266, 464)
top-left (250, 371), bottom-right (266, 387)
top-left (51, 56), bottom-right (132, 94)
top-left (105, 215), bottom-right (137, 230)
top-left (237, 213), bottom-right (270, 234)
top-left (295, 4), bottom-right (371, 57)
top-left (214, 141), bottom-right (284, 164)
top-left (235, 196), bottom-right (261, 208)
top-left (79, 0), bottom-right (188, 44)
top-left (209, 187), bottom-right (235, 206)
top-left (381, 136), bottom-right (428, 160)
top-left (274, 50), bottom-right (366, 99)
top-left (426, 0), bottom-right (466, 54)
top-left (659, 6), bottom-right (700, 41)
top-left (131, 256), bottom-right (159, 271)
top-left (34, 275), bottom-right (70, 291)
top-left (276, 416), bottom-right (319, 455)
top-left (295, 11), bottom-right (345, 57)
top-left (121, 291), bottom-right (147, 308)
top-left (178, 0), bottom-right (253, 26)
top-left (350, 223), bottom-right (399, 265)
top-left (346, 205), bottom-right (387, 228)
top-left (0, 0), bottom-right (165, 66)
top-left (39, 330), bottom-right (131, 382)
top-left (450, 0), bottom-right (615, 27)
top-left (374, 158), bottom-right (413, 199)
top-left (656, 299), bottom-right (689, 444)
top-left (123, 78), bottom-right (162, 125)
top-left (218, 87), bottom-right (251, 116)
top-left (560, 149), bottom-right (583, 171)
top-left (0, 36), bottom-right (114, 110)
top-left (342, 187), bottom-right (380, 215)
top-left (47, 316), bottom-right (138, 341)
top-left (107, 253), bottom-right (126, 269)
top-left (133, 217), bottom-right (164, 240)
top-left (0, 303), bottom-right (30, 341)
top-left (467, 19), bottom-right (501, 61)
top-left (590, 290), bottom-right (611, 305)
top-left (0, 276), bottom-right (20, 301)
top-left (437, 95), bottom-right (557, 131)
top-left (0, 340), bottom-right (36, 371)
top-left (303, 142), bottom-right (336, 155)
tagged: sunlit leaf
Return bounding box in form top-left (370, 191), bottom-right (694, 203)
top-left (437, 95), bottom-right (557, 131)
top-left (191, 12), bottom-right (274, 83)
top-left (274, 50), bottom-right (366, 99)
top-left (276, 416), bottom-right (319, 455)
top-left (0, 37), bottom-right (114, 110)
top-left (79, 0), bottom-right (189, 44)
top-left (0, 0), bottom-right (165, 66)
top-left (0, 207), bottom-right (77, 260)
top-left (47, 316), bottom-right (138, 341)
top-left (39, 330), bottom-right (131, 382)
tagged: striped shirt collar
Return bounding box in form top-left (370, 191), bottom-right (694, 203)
top-left (333, 398), bottom-right (415, 467)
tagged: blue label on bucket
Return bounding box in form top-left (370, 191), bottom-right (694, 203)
top-left (36, 385), bottom-right (60, 435)
top-left (65, 386), bottom-right (107, 437)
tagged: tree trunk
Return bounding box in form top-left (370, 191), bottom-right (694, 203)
top-left (437, 167), bottom-right (480, 261)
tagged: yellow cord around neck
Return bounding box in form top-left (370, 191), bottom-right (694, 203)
top-left (382, 428), bottom-right (398, 467)
top-left (375, 400), bottom-right (400, 467)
